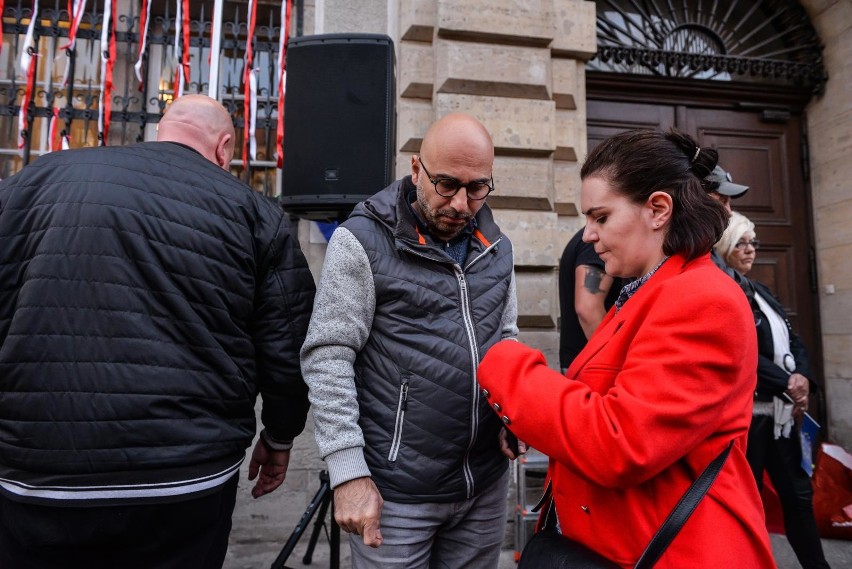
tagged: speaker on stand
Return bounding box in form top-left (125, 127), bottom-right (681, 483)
top-left (280, 33), bottom-right (396, 221)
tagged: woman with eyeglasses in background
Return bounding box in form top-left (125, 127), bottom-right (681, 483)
top-left (715, 211), bottom-right (831, 569)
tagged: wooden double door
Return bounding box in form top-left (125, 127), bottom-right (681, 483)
top-left (587, 75), bottom-right (823, 401)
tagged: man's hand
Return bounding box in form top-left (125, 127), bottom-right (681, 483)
top-left (247, 440), bottom-right (290, 498)
top-left (787, 372), bottom-right (810, 418)
top-left (499, 427), bottom-right (527, 460)
top-left (333, 477), bottom-right (384, 548)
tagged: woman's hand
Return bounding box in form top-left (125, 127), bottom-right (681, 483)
top-left (787, 373), bottom-right (810, 417)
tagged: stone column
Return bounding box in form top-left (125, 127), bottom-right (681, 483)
top-left (805, 0), bottom-right (852, 449)
top-left (398, 0), bottom-right (597, 365)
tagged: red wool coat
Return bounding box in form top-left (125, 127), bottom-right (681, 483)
top-left (478, 254), bottom-right (776, 568)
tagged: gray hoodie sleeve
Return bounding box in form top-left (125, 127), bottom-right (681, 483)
top-left (300, 227), bottom-right (376, 489)
top-left (501, 269), bottom-right (519, 340)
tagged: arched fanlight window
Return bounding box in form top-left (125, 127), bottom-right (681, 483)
top-left (589, 0), bottom-right (828, 94)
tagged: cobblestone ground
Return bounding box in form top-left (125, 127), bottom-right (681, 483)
top-left (224, 524), bottom-right (852, 569)
top-left (224, 424), bottom-right (852, 568)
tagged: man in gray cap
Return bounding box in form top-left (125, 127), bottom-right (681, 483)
top-left (704, 165), bottom-right (750, 276)
top-left (707, 164), bottom-right (749, 212)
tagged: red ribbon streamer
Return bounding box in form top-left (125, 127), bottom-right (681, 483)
top-left (61, 0), bottom-right (86, 50)
top-left (242, 0), bottom-right (257, 172)
top-left (181, 0), bottom-right (190, 84)
top-left (0, 1), bottom-right (5, 53)
top-left (138, 0), bottom-right (148, 60)
top-left (49, 107), bottom-right (60, 152)
top-left (101, 0), bottom-right (117, 145)
top-left (276, 0), bottom-right (292, 169)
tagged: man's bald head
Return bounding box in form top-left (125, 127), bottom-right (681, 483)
top-left (156, 94), bottom-right (235, 170)
top-left (409, 113), bottom-right (495, 240)
top-left (419, 113), bottom-right (494, 169)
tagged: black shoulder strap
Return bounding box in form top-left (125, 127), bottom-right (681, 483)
top-left (634, 441), bottom-right (734, 568)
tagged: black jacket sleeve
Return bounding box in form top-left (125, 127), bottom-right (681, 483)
top-left (253, 211), bottom-right (316, 442)
top-left (752, 279), bottom-right (815, 397)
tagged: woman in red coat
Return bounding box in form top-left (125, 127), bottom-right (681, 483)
top-left (478, 129), bottom-right (776, 568)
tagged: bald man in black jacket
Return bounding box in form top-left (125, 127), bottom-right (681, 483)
top-left (0, 94), bottom-right (315, 569)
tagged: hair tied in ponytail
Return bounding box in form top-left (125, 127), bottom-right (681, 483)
top-left (692, 146), bottom-right (701, 163)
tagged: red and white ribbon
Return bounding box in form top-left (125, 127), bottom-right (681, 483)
top-left (60, 0), bottom-right (86, 87)
top-left (98, 0), bottom-right (117, 145)
top-left (49, 107), bottom-right (60, 152)
top-left (181, 0), bottom-right (190, 85)
top-left (61, 0), bottom-right (87, 51)
top-left (173, 0), bottom-right (182, 96)
top-left (134, 0), bottom-right (151, 84)
top-left (48, 105), bottom-right (70, 152)
top-left (242, 0), bottom-right (257, 170)
top-left (18, 0), bottom-right (38, 149)
top-left (172, 0), bottom-right (190, 97)
top-left (276, 0), bottom-right (292, 168)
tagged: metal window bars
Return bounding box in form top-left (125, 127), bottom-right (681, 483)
top-left (0, 0), bottom-right (302, 195)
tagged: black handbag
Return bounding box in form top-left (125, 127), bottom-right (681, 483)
top-left (518, 442), bottom-right (733, 569)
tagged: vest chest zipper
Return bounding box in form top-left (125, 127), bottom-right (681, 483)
top-left (387, 379), bottom-right (409, 462)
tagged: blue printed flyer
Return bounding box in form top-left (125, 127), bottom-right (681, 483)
top-left (799, 412), bottom-right (821, 477)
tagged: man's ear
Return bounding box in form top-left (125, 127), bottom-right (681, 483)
top-left (410, 155), bottom-right (421, 183)
top-left (647, 190), bottom-right (673, 226)
top-left (216, 134), bottom-right (234, 169)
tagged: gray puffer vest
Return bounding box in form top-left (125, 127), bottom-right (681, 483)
top-left (343, 178), bottom-right (513, 503)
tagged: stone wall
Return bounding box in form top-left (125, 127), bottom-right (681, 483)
top-left (395, 0), bottom-right (596, 359)
top-left (803, 0), bottom-right (852, 449)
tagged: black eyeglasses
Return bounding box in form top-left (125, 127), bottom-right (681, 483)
top-left (418, 158), bottom-right (494, 201)
top-left (735, 239), bottom-right (760, 250)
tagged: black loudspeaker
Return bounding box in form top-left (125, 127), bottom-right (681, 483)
top-left (280, 33), bottom-right (396, 220)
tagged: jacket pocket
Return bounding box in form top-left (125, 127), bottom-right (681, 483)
top-left (387, 376), bottom-right (410, 463)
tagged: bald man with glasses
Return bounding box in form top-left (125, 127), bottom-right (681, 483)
top-left (301, 113), bottom-right (519, 568)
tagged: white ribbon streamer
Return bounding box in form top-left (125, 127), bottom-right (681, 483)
top-left (134, 0), bottom-right (151, 83)
top-left (249, 68), bottom-right (258, 161)
top-left (208, 0), bottom-right (223, 98)
top-left (19, 2), bottom-right (37, 73)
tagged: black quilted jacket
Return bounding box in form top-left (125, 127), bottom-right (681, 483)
top-left (0, 142), bottom-right (315, 504)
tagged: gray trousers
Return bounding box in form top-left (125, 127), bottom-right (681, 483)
top-left (349, 468), bottom-right (509, 569)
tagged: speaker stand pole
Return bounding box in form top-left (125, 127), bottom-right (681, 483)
top-left (270, 470), bottom-right (340, 569)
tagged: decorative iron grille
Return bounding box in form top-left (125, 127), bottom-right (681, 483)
top-left (0, 0), bottom-right (303, 195)
top-left (589, 0), bottom-right (828, 94)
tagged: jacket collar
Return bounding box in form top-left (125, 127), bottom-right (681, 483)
top-left (566, 253), bottom-right (709, 375)
top-left (353, 176), bottom-right (503, 253)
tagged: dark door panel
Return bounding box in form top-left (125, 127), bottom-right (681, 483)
top-left (587, 100), bottom-right (675, 153)
top-left (688, 109), bottom-right (811, 330)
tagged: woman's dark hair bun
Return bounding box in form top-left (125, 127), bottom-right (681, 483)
top-left (663, 129), bottom-right (718, 179)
